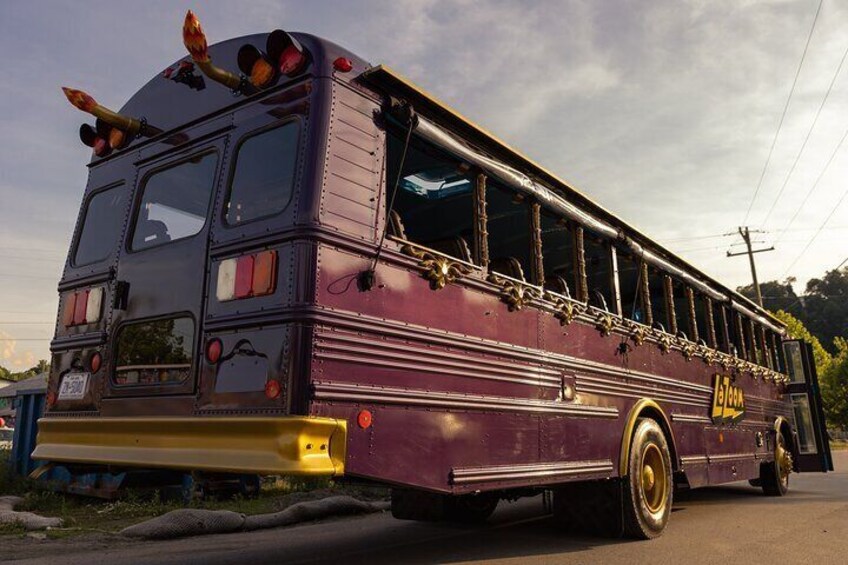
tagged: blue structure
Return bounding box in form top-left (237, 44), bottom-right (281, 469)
top-left (11, 384), bottom-right (46, 477)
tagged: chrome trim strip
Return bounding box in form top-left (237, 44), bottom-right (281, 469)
top-left (450, 459), bottom-right (614, 484)
top-left (708, 452), bottom-right (760, 463)
top-left (680, 455), bottom-right (709, 465)
top-left (312, 382), bottom-right (619, 418)
top-left (671, 413), bottom-right (712, 424)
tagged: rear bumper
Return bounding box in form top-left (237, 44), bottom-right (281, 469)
top-left (32, 416), bottom-right (347, 476)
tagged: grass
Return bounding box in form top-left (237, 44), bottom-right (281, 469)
top-left (1, 449), bottom-right (387, 540)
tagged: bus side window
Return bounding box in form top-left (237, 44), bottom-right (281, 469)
top-left (486, 183), bottom-right (532, 282)
top-left (540, 211), bottom-right (575, 297)
top-left (387, 132), bottom-right (476, 263)
top-left (647, 268), bottom-right (669, 333)
top-left (715, 304), bottom-right (731, 353)
top-left (672, 280), bottom-right (691, 340)
top-left (695, 294), bottom-right (710, 345)
top-left (617, 251), bottom-right (644, 323)
top-left (583, 231), bottom-right (613, 311)
top-left (729, 310), bottom-right (746, 359)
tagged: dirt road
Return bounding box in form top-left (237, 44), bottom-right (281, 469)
top-left (6, 451), bottom-right (847, 564)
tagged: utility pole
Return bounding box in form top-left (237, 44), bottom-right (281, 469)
top-left (727, 226), bottom-right (774, 307)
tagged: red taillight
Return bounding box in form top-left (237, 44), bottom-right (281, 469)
top-left (333, 57), bottom-right (353, 73)
top-left (46, 391), bottom-right (57, 408)
top-left (357, 409), bottom-right (373, 429)
top-left (206, 338), bottom-right (222, 364)
top-left (234, 255), bottom-right (254, 299)
top-left (278, 45), bottom-right (306, 75)
top-left (265, 380), bottom-right (281, 399)
top-left (72, 289), bottom-right (89, 325)
top-left (217, 251), bottom-right (277, 302)
top-left (89, 351), bottom-right (102, 373)
top-left (62, 293), bottom-right (77, 327)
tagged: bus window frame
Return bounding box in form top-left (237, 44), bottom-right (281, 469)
top-left (71, 181), bottom-right (127, 268)
top-left (221, 116), bottom-right (303, 228)
top-left (126, 148), bottom-right (220, 255)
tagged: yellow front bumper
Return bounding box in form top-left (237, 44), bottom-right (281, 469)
top-left (32, 416), bottom-right (347, 476)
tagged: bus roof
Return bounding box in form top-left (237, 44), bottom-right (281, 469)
top-left (359, 65), bottom-right (784, 329)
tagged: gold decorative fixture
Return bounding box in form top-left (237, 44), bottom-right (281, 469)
top-left (595, 313), bottom-right (615, 337)
top-left (400, 245), bottom-right (471, 290)
top-left (183, 10), bottom-right (243, 91)
top-left (487, 273), bottom-right (541, 311)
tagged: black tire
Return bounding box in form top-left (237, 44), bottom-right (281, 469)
top-left (761, 432), bottom-right (791, 496)
top-left (622, 418), bottom-right (674, 539)
top-left (553, 480), bottom-right (622, 537)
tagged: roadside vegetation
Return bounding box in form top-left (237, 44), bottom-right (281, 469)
top-left (1, 449), bottom-right (386, 539)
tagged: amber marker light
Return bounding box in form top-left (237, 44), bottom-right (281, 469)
top-left (238, 44), bottom-right (276, 88)
top-left (357, 409), bottom-right (373, 429)
top-left (333, 57), bottom-right (353, 73)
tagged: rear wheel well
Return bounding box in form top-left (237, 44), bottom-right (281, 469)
top-left (620, 400), bottom-right (679, 476)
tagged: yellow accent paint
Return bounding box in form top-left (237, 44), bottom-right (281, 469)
top-left (619, 399), bottom-right (675, 476)
top-left (32, 416), bottom-right (347, 476)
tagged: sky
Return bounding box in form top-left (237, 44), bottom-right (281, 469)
top-left (1, 0), bottom-right (847, 370)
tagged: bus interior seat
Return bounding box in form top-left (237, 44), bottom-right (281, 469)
top-left (426, 236), bottom-right (472, 263)
top-left (387, 210), bottom-right (407, 239)
top-left (589, 289), bottom-right (608, 311)
top-left (489, 257), bottom-right (525, 281)
top-left (138, 220), bottom-right (171, 245)
top-left (544, 275), bottom-right (571, 298)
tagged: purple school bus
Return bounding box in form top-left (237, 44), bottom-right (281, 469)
top-left (36, 11), bottom-right (831, 538)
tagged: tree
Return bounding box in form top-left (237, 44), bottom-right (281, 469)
top-left (772, 310), bottom-right (832, 375)
top-left (737, 279), bottom-right (804, 320)
top-left (822, 338), bottom-right (848, 431)
top-left (804, 267), bottom-right (848, 354)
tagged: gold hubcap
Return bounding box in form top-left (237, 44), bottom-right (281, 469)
top-left (776, 435), bottom-right (792, 485)
top-left (641, 444), bottom-right (667, 514)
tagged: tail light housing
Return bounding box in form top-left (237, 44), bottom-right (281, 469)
top-left (267, 30), bottom-right (308, 77)
top-left (216, 251), bottom-right (277, 302)
top-left (62, 286), bottom-right (104, 327)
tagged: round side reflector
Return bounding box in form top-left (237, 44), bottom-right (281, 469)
top-left (89, 351), bottom-right (102, 373)
top-left (333, 57), bottom-right (353, 73)
top-left (357, 409), bottom-right (372, 429)
top-left (265, 380), bottom-right (281, 399)
top-left (46, 391), bottom-right (57, 408)
top-left (0, 417), bottom-right (5, 428)
top-left (206, 338), bottom-right (222, 364)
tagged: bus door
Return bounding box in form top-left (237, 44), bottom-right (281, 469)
top-left (782, 339), bottom-right (833, 472)
top-left (105, 134), bottom-right (226, 399)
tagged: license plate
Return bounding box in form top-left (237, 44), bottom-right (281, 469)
top-left (58, 372), bottom-right (90, 400)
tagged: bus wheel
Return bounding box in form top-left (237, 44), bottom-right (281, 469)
top-left (760, 432), bottom-right (791, 496)
top-left (622, 418), bottom-right (673, 539)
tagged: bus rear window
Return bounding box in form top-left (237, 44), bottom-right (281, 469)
top-left (131, 152), bottom-right (218, 251)
top-left (74, 185), bottom-right (126, 266)
top-left (225, 122), bottom-right (299, 225)
top-left (114, 317), bottom-right (194, 386)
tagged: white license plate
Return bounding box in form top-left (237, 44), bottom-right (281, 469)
top-left (58, 372), bottom-right (90, 400)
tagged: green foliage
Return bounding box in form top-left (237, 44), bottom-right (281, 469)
top-left (804, 268), bottom-right (848, 353)
top-left (772, 310), bottom-right (832, 374)
top-left (0, 360), bottom-right (51, 383)
top-left (822, 338), bottom-right (848, 431)
top-left (738, 279), bottom-right (804, 319)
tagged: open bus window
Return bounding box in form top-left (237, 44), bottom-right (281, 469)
top-left (540, 211), bottom-right (575, 297)
top-left (73, 184), bottom-right (126, 266)
top-left (672, 280), bottom-right (691, 340)
top-left (583, 232), bottom-right (612, 311)
top-left (695, 295), bottom-right (710, 345)
top-left (486, 184), bottom-right (532, 281)
top-left (131, 153), bottom-right (218, 251)
top-left (714, 304), bottom-right (730, 353)
top-left (388, 133), bottom-right (475, 262)
top-left (729, 310), bottom-right (745, 358)
top-left (114, 317), bottom-right (194, 387)
top-left (647, 268), bottom-right (669, 332)
top-left (617, 251), bottom-right (644, 323)
top-left (225, 122), bottom-right (299, 225)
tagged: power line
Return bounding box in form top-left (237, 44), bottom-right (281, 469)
top-left (741, 0), bottom-right (823, 226)
top-left (773, 129), bottom-right (848, 246)
top-left (782, 169), bottom-right (848, 278)
top-left (759, 43), bottom-right (848, 228)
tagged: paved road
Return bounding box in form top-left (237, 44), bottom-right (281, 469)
top-left (8, 451), bottom-right (847, 564)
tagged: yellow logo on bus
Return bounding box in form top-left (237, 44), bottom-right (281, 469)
top-left (711, 374), bottom-right (745, 425)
